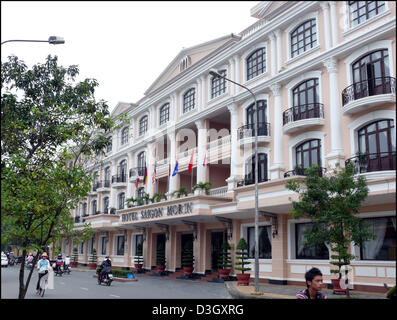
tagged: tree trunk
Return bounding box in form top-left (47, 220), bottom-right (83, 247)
top-left (18, 249), bottom-right (39, 299)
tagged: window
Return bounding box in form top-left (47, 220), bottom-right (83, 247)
top-left (211, 70), bottom-right (226, 99)
top-left (121, 127), bottom-right (129, 145)
top-left (139, 116), bottom-right (148, 136)
top-left (183, 88), bottom-right (195, 113)
top-left (79, 241), bottom-right (84, 254)
top-left (246, 48), bottom-right (266, 80)
top-left (116, 235), bottom-right (125, 256)
top-left (101, 236), bottom-right (108, 255)
top-left (245, 153), bottom-right (268, 184)
top-left (291, 19), bottom-right (317, 58)
top-left (118, 160), bottom-right (127, 181)
top-left (295, 139), bottom-right (321, 170)
top-left (291, 79), bottom-right (320, 121)
top-left (246, 100), bottom-right (267, 126)
top-left (360, 216), bottom-right (396, 260)
top-left (103, 197), bottom-right (109, 214)
top-left (160, 103), bottom-right (170, 126)
top-left (82, 202), bottom-right (87, 216)
top-left (91, 200), bottom-right (97, 215)
top-left (137, 152), bottom-right (146, 171)
top-left (135, 234), bottom-right (143, 256)
top-left (137, 187), bottom-right (145, 198)
top-left (89, 237), bottom-right (95, 254)
top-left (106, 137), bottom-right (112, 153)
top-left (118, 192), bottom-right (125, 210)
top-left (247, 226), bottom-right (272, 258)
top-left (104, 167), bottom-right (110, 187)
top-left (349, 1), bottom-right (385, 27)
top-left (295, 223), bottom-right (329, 259)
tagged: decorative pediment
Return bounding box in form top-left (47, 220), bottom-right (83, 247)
top-left (250, 1), bottom-right (294, 21)
top-left (144, 34), bottom-right (239, 96)
top-left (111, 101), bottom-right (135, 118)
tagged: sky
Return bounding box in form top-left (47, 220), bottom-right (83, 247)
top-left (1, 1), bottom-right (259, 113)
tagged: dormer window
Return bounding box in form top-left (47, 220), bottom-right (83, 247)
top-left (179, 55), bottom-right (191, 72)
top-left (183, 88), bottom-right (195, 114)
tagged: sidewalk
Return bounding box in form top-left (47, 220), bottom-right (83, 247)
top-left (225, 281), bottom-right (387, 299)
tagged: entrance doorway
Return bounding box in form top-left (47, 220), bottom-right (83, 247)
top-left (181, 234), bottom-right (193, 266)
top-left (211, 231), bottom-right (225, 270)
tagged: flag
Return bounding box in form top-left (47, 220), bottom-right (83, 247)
top-left (135, 177), bottom-right (140, 188)
top-left (203, 145), bottom-right (209, 166)
top-left (188, 149), bottom-right (194, 174)
top-left (152, 162), bottom-right (157, 184)
top-left (169, 163), bottom-right (171, 177)
top-left (143, 165), bottom-right (148, 185)
top-left (172, 160), bottom-right (179, 177)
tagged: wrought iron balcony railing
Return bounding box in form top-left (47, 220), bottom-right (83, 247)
top-left (284, 166), bottom-right (327, 178)
top-left (74, 216), bottom-right (81, 223)
top-left (238, 122), bottom-right (271, 140)
top-left (341, 77), bottom-right (396, 106)
top-left (345, 151), bottom-right (396, 173)
top-left (237, 176), bottom-right (269, 187)
top-left (112, 174), bottom-right (127, 183)
top-left (283, 103), bottom-right (324, 125)
top-left (129, 167), bottom-right (146, 177)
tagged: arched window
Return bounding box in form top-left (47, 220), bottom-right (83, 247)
top-left (357, 119), bottom-right (395, 172)
top-left (118, 160), bottom-right (127, 182)
top-left (104, 167), bottom-right (111, 187)
top-left (183, 88), bottom-right (195, 113)
top-left (160, 103), bottom-right (170, 126)
top-left (246, 100), bottom-right (268, 136)
top-left (121, 127), bottom-right (129, 145)
top-left (245, 153), bottom-right (268, 185)
top-left (295, 139), bottom-right (321, 172)
top-left (349, 1), bottom-right (385, 27)
top-left (106, 137), bottom-right (112, 153)
top-left (290, 19), bottom-right (317, 58)
top-left (246, 48), bottom-right (266, 80)
top-left (211, 69), bottom-right (226, 99)
top-left (137, 151), bottom-right (146, 176)
top-left (292, 79), bottom-right (320, 121)
top-left (91, 200), bottom-right (97, 215)
top-left (139, 116), bottom-right (148, 136)
top-left (103, 197), bottom-right (109, 214)
top-left (82, 202), bottom-right (87, 216)
top-left (118, 193), bottom-right (125, 210)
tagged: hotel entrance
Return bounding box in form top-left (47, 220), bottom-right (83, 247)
top-left (211, 231), bottom-right (225, 270)
top-left (180, 233), bottom-right (194, 266)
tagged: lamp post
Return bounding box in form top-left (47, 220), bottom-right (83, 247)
top-left (209, 69), bottom-right (260, 292)
top-left (1, 36), bottom-right (65, 46)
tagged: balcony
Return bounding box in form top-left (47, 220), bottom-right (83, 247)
top-left (112, 174), bottom-right (127, 188)
top-left (129, 167), bottom-right (145, 182)
top-left (283, 166), bottom-right (327, 178)
top-left (96, 180), bottom-right (111, 193)
top-left (237, 176), bottom-right (269, 187)
top-left (238, 122), bottom-right (271, 148)
top-left (341, 77), bottom-right (396, 115)
top-left (345, 151), bottom-right (396, 174)
top-left (282, 103), bottom-right (324, 134)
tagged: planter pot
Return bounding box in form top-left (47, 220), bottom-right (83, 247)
top-left (70, 261), bottom-right (78, 268)
top-left (157, 265), bottom-right (166, 273)
top-left (183, 266), bottom-right (194, 277)
top-left (236, 273), bottom-right (250, 286)
top-left (218, 269), bottom-right (231, 279)
top-left (331, 278), bottom-right (346, 295)
top-left (134, 264), bottom-right (143, 272)
top-left (88, 263), bottom-right (97, 270)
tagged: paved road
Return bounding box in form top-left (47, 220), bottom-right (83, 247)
top-left (1, 266), bottom-right (231, 299)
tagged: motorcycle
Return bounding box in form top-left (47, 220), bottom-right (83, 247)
top-left (63, 263), bottom-right (71, 275)
top-left (54, 262), bottom-right (63, 276)
top-left (8, 257), bottom-right (15, 266)
top-left (97, 267), bottom-right (113, 286)
top-left (25, 261), bottom-right (33, 270)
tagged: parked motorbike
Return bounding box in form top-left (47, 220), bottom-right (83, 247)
top-left (97, 267), bottom-right (113, 286)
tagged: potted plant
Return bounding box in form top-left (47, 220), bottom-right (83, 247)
top-left (71, 246), bottom-right (79, 267)
top-left (109, 207), bottom-right (116, 214)
top-left (88, 248), bottom-right (98, 270)
top-left (235, 238), bottom-right (251, 286)
top-left (192, 182), bottom-right (212, 195)
top-left (181, 242), bottom-right (194, 277)
top-left (126, 197), bottom-right (136, 208)
top-left (217, 242), bottom-right (232, 279)
top-left (143, 192), bottom-right (150, 205)
top-left (153, 193), bottom-right (166, 203)
top-left (173, 187), bottom-right (188, 199)
top-left (134, 243), bottom-right (144, 272)
top-left (156, 242), bottom-right (166, 274)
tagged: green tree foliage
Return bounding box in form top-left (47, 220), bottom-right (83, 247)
top-left (286, 164), bottom-right (374, 298)
top-left (156, 242), bottom-right (166, 266)
top-left (181, 241), bottom-right (194, 268)
top-left (218, 242), bottom-right (232, 270)
top-left (235, 238), bottom-right (251, 274)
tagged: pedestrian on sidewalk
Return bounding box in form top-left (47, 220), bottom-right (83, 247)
top-left (296, 267), bottom-right (327, 299)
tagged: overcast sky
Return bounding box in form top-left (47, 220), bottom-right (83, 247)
top-left (1, 1), bottom-right (258, 113)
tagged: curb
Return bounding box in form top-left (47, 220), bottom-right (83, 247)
top-left (92, 274), bottom-right (138, 282)
top-left (225, 282), bottom-right (265, 299)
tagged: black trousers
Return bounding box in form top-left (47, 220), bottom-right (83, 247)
top-left (36, 271), bottom-right (48, 290)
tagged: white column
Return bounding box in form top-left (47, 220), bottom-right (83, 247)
top-left (233, 55), bottom-right (240, 90)
top-left (269, 32), bottom-right (277, 76)
top-left (229, 57), bottom-right (236, 95)
top-left (274, 29), bottom-right (282, 72)
top-left (195, 119), bottom-right (206, 185)
top-left (226, 103), bottom-right (239, 192)
top-left (329, 1), bottom-right (338, 47)
top-left (321, 2), bottom-right (331, 50)
top-left (147, 142), bottom-right (154, 197)
top-left (324, 57), bottom-right (344, 167)
top-left (200, 75), bottom-right (206, 109)
top-left (127, 152), bottom-right (133, 198)
top-left (270, 83), bottom-right (284, 179)
top-left (172, 92), bottom-right (178, 123)
top-left (110, 160), bottom-right (117, 208)
top-left (168, 131), bottom-right (177, 194)
top-left (197, 78), bottom-right (202, 111)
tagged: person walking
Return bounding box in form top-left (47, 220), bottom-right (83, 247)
top-left (296, 267), bottom-right (327, 299)
top-left (36, 252), bottom-right (53, 294)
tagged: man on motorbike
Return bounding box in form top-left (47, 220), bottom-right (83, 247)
top-left (98, 256), bottom-right (112, 282)
top-left (55, 254), bottom-right (63, 274)
top-left (64, 255), bottom-right (71, 272)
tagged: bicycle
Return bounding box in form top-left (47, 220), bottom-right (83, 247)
top-left (37, 272), bottom-right (49, 297)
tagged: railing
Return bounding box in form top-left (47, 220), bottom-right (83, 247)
top-left (341, 77), bottom-right (396, 106)
top-left (177, 147), bottom-right (197, 160)
top-left (238, 122), bottom-right (271, 140)
top-left (130, 167), bottom-right (146, 177)
top-left (103, 180), bottom-right (110, 188)
top-left (237, 176), bottom-right (269, 187)
top-left (112, 174), bottom-right (127, 183)
top-left (208, 135), bottom-right (231, 150)
top-left (208, 186), bottom-right (228, 197)
top-left (345, 151), bottom-right (396, 174)
top-left (93, 211), bottom-right (101, 215)
top-left (74, 216), bottom-right (81, 223)
top-left (283, 103), bottom-right (324, 125)
top-left (283, 166), bottom-right (327, 178)
top-left (102, 208), bottom-right (109, 214)
top-left (239, 17), bottom-right (267, 39)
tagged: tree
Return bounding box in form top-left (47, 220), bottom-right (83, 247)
top-left (286, 164), bottom-right (375, 298)
top-left (218, 242), bottom-right (232, 270)
top-left (235, 238), bottom-right (251, 274)
top-left (1, 54), bottom-right (122, 298)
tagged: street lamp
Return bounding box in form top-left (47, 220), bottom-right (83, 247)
top-left (1, 36), bottom-right (65, 46)
top-left (209, 69), bottom-right (260, 292)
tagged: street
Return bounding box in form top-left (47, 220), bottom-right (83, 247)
top-left (1, 266), bottom-right (231, 299)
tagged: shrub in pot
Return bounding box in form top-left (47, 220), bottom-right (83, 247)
top-left (88, 248), bottom-right (98, 269)
top-left (181, 241), bottom-right (194, 277)
top-left (173, 187), bottom-right (188, 198)
top-left (71, 246), bottom-right (79, 267)
top-left (156, 242), bottom-right (166, 274)
top-left (217, 242), bottom-right (232, 279)
top-left (192, 182), bottom-right (212, 195)
top-left (235, 238), bottom-right (251, 286)
top-left (134, 243), bottom-right (144, 272)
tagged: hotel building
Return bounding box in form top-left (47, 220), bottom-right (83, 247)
top-left (58, 1), bottom-right (395, 292)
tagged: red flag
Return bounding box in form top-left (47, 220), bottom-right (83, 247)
top-left (135, 177), bottom-right (140, 188)
top-left (188, 149), bottom-right (194, 173)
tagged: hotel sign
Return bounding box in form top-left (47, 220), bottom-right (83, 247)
top-left (121, 202), bottom-right (193, 223)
